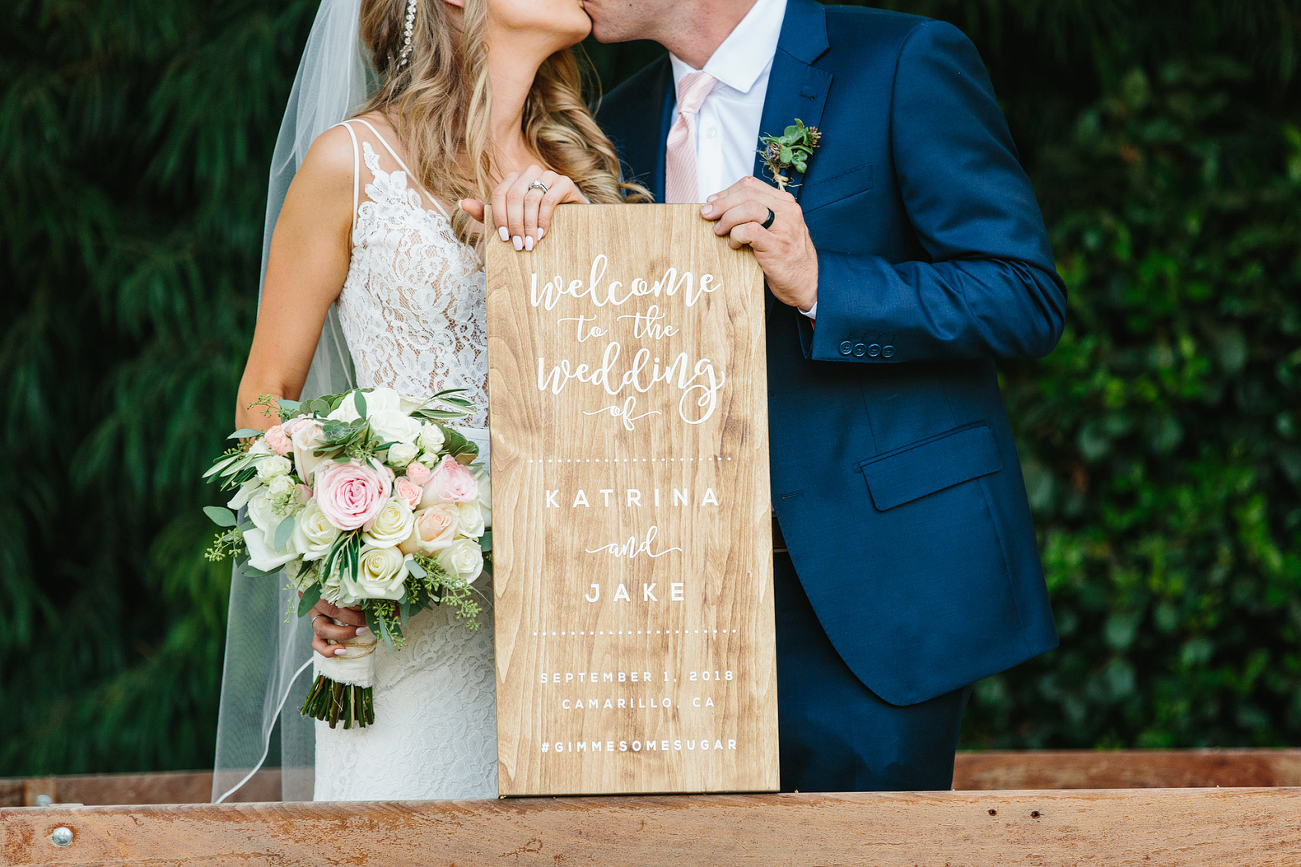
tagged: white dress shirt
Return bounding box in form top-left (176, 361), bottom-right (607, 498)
top-left (668, 0), bottom-right (816, 317)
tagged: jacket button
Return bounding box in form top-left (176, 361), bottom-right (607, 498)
top-left (852, 342), bottom-right (867, 357)
top-left (882, 344), bottom-right (895, 358)
top-left (867, 343), bottom-right (881, 357)
top-left (839, 341), bottom-right (853, 356)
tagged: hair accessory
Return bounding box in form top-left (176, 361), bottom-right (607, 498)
top-left (397, 0), bottom-right (417, 69)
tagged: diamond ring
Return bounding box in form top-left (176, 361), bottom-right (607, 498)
top-left (528, 181), bottom-right (550, 194)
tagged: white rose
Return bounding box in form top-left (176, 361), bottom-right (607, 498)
top-left (342, 545), bottom-right (410, 601)
top-left (242, 525), bottom-right (298, 573)
top-left (418, 423), bottom-right (445, 454)
top-left (370, 411), bottom-right (422, 449)
top-left (456, 501), bottom-right (485, 539)
top-left (438, 537), bottom-right (484, 584)
top-left (291, 499), bottom-right (340, 561)
top-left (386, 441), bottom-right (419, 468)
top-left (245, 489), bottom-right (279, 534)
top-left (227, 481), bottom-right (258, 511)
top-left (320, 564), bottom-right (359, 607)
top-left (267, 474), bottom-right (297, 499)
top-left (475, 468), bottom-right (492, 529)
top-left (418, 451), bottom-right (440, 467)
top-left (361, 497), bottom-right (416, 548)
top-left (255, 455), bottom-right (293, 481)
top-left (328, 388), bottom-right (403, 423)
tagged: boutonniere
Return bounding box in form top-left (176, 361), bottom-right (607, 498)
top-left (758, 118), bottom-right (822, 192)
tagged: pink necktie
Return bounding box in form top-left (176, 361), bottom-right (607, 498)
top-left (664, 72), bottom-right (717, 204)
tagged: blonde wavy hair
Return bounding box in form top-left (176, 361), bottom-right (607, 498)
top-left (358, 0), bottom-right (648, 242)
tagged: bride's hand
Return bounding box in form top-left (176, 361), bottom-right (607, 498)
top-left (310, 599), bottom-right (368, 658)
top-left (459, 166), bottom-right (588, 252)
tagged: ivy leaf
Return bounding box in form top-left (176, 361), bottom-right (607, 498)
top-left (204, 506), bottom-right (238, 527)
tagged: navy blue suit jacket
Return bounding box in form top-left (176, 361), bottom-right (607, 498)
top-left (596, 0), bottom-right (1063, 705)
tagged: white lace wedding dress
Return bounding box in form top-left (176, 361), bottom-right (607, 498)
top-left (311, 118), bottom-right (497, 801)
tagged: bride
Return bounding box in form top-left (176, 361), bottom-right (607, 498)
top-left (213, 0), bottom-right (644, 802)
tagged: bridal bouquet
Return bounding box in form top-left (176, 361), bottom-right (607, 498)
top-left (203, 387), bottom-right (490, 729)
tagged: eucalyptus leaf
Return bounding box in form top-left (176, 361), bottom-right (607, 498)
top-left (228, 428), bottom-right (263, 439)
top-left (479, 529), bottom-right (493, 553)
top-left (274, 514), bottom-right (295, 551)
top-left (204, 506), bottom-right (238, 527)
top-left (408, 559), bottom-right (428, 579)
top-left (354, 390), bottom-right (367, 418)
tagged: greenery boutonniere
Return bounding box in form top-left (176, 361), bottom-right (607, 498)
top-left (758, 118), bottom-right (822, 191)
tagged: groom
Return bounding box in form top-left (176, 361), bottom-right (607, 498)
top-left (588, 0), bottom-right (1066, 791)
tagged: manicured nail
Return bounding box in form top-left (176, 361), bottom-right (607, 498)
top-left (333, 647), bottom-right (347, 656)
top-left (524, 235), bottom-right (534, 251)
top-left (512, 235), bottom-right (523, 251)
top-left (538, 228), bottom-right (546, 239)
top-left (498, 226), bottom-right (509, 242)
top-left (701, 203), bottom-right (714, 217)
top-left (356, 626), bottom-right (371, 636)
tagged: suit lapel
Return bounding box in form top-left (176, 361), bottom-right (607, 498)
top-left (617, 56), bottom-right (675, 203)
top-left (758, 0), bottom-right (832, 318)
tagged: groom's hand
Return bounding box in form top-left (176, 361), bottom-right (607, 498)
top-left (701, 176), bottom-right (819, 313)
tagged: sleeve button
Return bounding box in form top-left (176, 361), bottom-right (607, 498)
top-left (839, 341), bottom-right (853, 356)
top-left (867, 343), bottom-right (881, 357)
top-left (882, 344), bottom-right (895, 358)
top-left (852, 342), bottom-right (867, 357)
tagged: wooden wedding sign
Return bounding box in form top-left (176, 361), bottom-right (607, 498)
top-left (486, 204), bottom-right (777, 796)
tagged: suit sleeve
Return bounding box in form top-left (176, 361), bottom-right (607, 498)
top-left (799, 20), bottom-right (1067, 363)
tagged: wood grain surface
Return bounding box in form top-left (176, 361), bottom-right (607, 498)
top-left (6, 789), bottom-right (1301, 867)
top-left (485, 205), bottom-right (775, 796)
top-left (953, 748), bottom-right (1301, 790)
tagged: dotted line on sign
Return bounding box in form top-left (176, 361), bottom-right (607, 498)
top-left (531, 629), bottom-right (739, 637)
top-left (526, 457), bottom-right (733, 463)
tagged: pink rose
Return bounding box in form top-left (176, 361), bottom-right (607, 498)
top-left (399, 503), bottom-right (460, 555)
top-left (405, 461), bottom-right (432, 486)
top-left (289, 419), bottom-right (326, 481)
top-left (420, 455), bottom-right (479, 507)
top-left (264, 424), bottom-right (293, 456)
top-left (314, 460), bottom-right (392, 531)
top-left (395, 477), bottom-right (423, 510)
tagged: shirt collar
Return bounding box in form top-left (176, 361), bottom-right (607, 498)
top-left (670, 0), bottom-right (787, 96)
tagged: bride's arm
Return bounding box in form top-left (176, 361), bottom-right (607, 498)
top-left (235, 126), bottom-right (356, 432)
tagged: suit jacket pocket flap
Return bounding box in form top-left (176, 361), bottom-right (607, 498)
top-left (859, 425), bottom-right (1002, 511)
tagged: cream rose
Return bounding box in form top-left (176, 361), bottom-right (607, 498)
top-left (386, 441), bottom-right (419, 468)
top-left (456, 500), bottom-right (485, 539)
top-left (242, 525), bottom-right (298, 573)
top-left (438, 537), bottom-right (484, 584)
top-left (290, 499), bottom-right (340, 560)
top-left (245, 489), bottom-right (279, 534)
top-left (398, 503), bottom-right (460, 555)
top-left (418, 422), bottom-right (445, 454)
top-left (255, 454), bottom-right (292, 481)
top-left (475, 467), bottom-right (492, 529)
top-left (341, 545), bottom-right (410, 601)
top-left (361, 497), bottom-right (416, 547)
top-left (370, 412), bottom-right (421, 450)
top-left (289, 419), bottom-right (326, 481)
top-left (320, 563), bottom-right (359, 607)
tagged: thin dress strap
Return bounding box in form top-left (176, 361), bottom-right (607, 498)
top-left (334, 120), bottom-right (362, 238)
top-left (351, 118), bottom-right (451, 220)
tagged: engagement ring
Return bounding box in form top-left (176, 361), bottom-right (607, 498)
top-left (528, 181), bottom-right (550, 194)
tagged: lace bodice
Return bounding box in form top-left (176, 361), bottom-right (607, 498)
top-left (335, 121), bottom-right (489, 426)
top-left (313, 120), bottom-right (497, 801)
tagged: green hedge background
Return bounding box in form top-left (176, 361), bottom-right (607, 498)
top-left (1, 0), bottom-right (1298, 775)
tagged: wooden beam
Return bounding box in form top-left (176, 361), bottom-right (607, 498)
top-left (4, 789), bottom-right (1301, 867)
top-left (953, 749), bottom-right (1301, 790)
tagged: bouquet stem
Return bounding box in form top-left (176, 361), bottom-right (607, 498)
top-left (301, 674), bottom-right (376, 728)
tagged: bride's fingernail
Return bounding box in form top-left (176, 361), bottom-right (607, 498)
top-left (512, 235), bottom-right (524, 251)
top-left (538, 228), bottom-right (546, 239)
top-left (334, 647), bottom-right (347, 656)
top-left (524, 235), bottom-right (534, 252)
top-left (356, 626), bottom-right (371, 636)
top-left (498, 226), bottom-right (509, 242)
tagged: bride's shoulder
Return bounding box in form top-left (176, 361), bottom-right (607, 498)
top-left (287, 125), bottom-right (361, 204)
